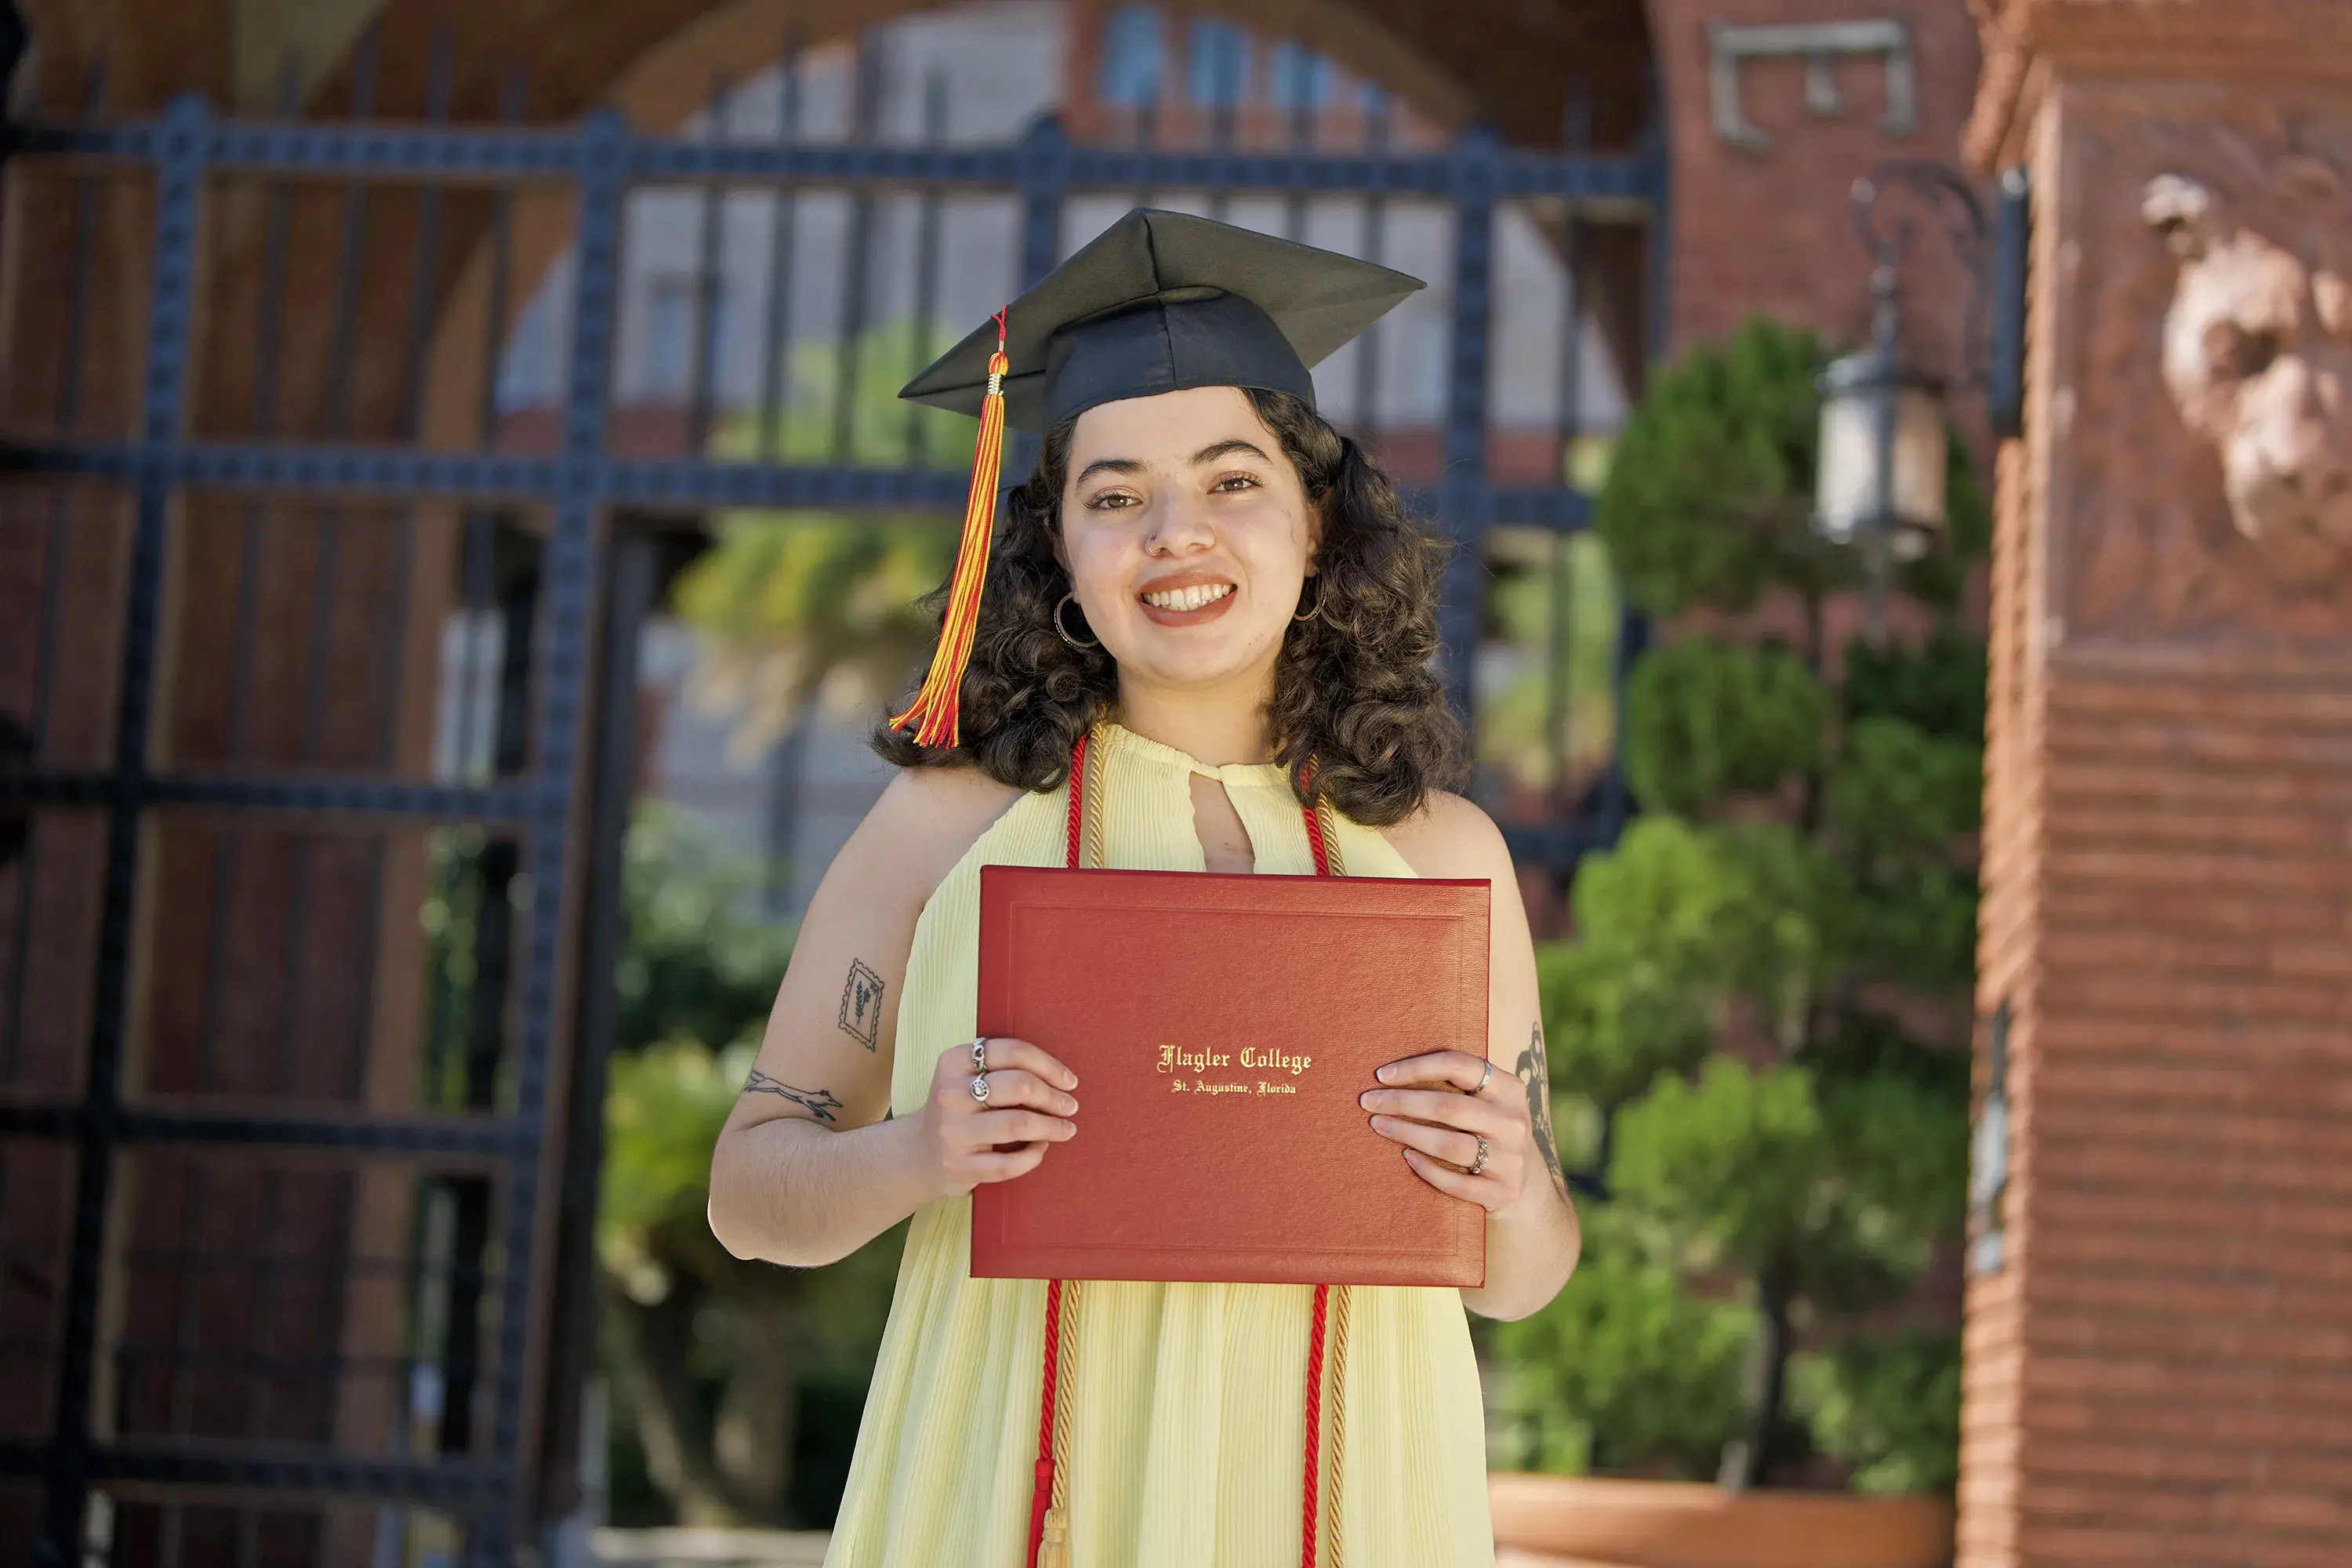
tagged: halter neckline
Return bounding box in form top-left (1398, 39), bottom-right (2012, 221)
top-left (1096, 718), bottom-right (1294, 788)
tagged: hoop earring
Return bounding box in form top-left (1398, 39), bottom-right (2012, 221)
top-left (1054, 593), bottom-right (1101, 651)
top-left (1291, 575), bottom-right (1326, 623)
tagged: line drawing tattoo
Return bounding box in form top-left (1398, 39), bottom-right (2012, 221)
top-left (1516, 1022), bottom-right (1569, 1196)
top-left (742, 1069), bottom-right (844, 1123)
top-left (839, 958), bottom-right (885, 1050)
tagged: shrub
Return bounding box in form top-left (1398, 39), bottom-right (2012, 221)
top-left (1497, 316), bottom-right (1987, 1494)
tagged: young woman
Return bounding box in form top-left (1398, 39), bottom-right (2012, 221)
top-left (706, 211), bottom-right (1580, 1567)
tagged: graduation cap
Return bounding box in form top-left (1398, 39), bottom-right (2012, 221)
top-left (887, 207), bottom-right (1425, 747)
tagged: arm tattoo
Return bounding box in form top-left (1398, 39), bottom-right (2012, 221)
top-left (1515, 1022), bottom-right (1569, 1196)
top-left (838, 959), bottom-right (885, 1050)
top-left (742, 1069), bottom-right (844, 1123)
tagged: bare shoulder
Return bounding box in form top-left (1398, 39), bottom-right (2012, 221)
top-left (831, 762), bottom-right (1030, 908)
top-left (1379, 792), bottom-right (1541, 1079)
top-left (1377, 789), bottom-right (1515, 884)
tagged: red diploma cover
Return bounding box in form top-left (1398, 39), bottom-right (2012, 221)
top-left (970, 863), bottom-right (1490, 1287)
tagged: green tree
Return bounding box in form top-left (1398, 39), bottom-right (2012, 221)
top-left (592, 806), bottom-right (903, 1528)
top-left (600, 1038), bottom-right (906, 1528)
top-left (1495, 317), bottom-right (1985, 1494)
top-left (612, 806), bottom-right (797, 1057)
top-left (1479, 528), bottom-right (1623, 807)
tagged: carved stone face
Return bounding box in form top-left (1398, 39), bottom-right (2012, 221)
top-left (2143, 172), bottom-right (2352, 569)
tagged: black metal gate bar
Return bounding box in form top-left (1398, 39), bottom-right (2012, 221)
top-left (0, 1104), bottom-right (533, 1156)
top-left (684, 73), bottom-right (731, 457)
top-left (1438, 128), bottom-right (1499, 726)
top-left (0, 774), bottom-right (535, 817)
top-left (906, 74), bottom-right (949, 465)
top-left (33, 89), bottom-right (206, 1568)
top-left (171, 62), bottom-right (297, 1547)
top-left (833, 42), bottom-right (881, 465)
top-left (0, 114), bottom-right (1657, 203)
top-left (0, 446), bottom-right (1598, 532)
top-left (0, 103), bottom-right (98, 1091)
top-left (753, 42), bottom-right (804, 464)
top-left (1, 100), bottom-right (1655, 536)
top-left (0, 59), bottom-right (1665, 1562)
top-left (464, 102), bottom-right (628, 1568)
top-left (532, 525), bottom-right (663, 1528)
top-left (1351, 91), bottom-right (1390, 447)
top-left (1546, 85), bottom-right (1594, 808)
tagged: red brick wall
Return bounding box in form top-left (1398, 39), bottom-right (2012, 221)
top-left (1649, 0), bottom-right (1985, 359)
top-left (1963, 12), bottom-right (2352, 1562)
top-left (1973, 642), bottom-right (2352, 1567)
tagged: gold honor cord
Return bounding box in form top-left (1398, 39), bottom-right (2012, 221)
top-left (1314, 800), bottom-right (1346, 877)
top-left (1040, 732), bottom-right (1098, 1568)
top-left (1315, 800), bottom-right (1345, 1565)
top-left (1085, 724), bottom-right (1109, 873)
top-left (1323, 1283), bottom-right (1352, 1566)
top-left (1038, 1279), bottom-right (1084, 1568)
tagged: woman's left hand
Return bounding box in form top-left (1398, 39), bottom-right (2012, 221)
top-left (1360, 1050), bottom-right (1539, 1216)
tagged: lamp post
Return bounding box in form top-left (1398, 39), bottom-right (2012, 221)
top-left (1813, 159), bottom-right (2017, 641)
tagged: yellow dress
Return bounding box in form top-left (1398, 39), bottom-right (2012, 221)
top-left (822, 721), bottom-right (1495, 1568)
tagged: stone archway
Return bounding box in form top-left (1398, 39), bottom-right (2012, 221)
top-left (384, 0), bottom-right (1669, 496)
top-left (405, 0), bottom-right (1516, 466)
top-left (14, 0), bottom-right (1650, 139)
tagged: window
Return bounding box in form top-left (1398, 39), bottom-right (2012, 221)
top-left (1269, 42), bottom-right (1330, 111)
top-left (493, 289), bottom-right (559, 412)
top-left (1099, 5), bottom-right (1164, 107)
top-left (643, 278), bottom-right (696, 402)
top-left (1187, 18), bottom-right (1247, 109)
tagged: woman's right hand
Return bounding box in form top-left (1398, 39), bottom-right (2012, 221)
top-left (913, 1036), bottom-right (1079, 1199)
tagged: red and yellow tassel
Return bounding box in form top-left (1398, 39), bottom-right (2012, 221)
top-left (889, 308), bottom-right (1011, 749)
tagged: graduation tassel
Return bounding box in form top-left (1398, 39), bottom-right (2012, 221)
top-left (889, 307), bottom-right (1011, 749)
top-left (1037, 1510), bottom-right (1069, 1568)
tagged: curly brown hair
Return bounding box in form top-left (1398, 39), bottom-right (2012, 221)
top-left (869, 389), bottom-right (1468, 826)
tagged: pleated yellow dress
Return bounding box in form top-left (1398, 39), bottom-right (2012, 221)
top-left (823, 721), bottom-right (1494, 1568)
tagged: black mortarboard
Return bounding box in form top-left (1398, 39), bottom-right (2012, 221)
top-left (884, 209), bottom-right (1422, 749)
top-left (899, 207), bottom-right (1425, 433)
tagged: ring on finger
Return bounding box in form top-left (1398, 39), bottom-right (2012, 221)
top-left (1473, 1058), bottom-right (1493, 1097)
top-left (1466, 1134), bottom-right (1490, 1178)
top-left (971, 1036), bottom-right (989, 1073)
top-left (969, 1071), bottom-right (992, 1105)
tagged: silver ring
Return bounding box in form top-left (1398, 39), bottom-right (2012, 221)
top-left (1474, 1058), bottom-right (1494, 1096)
top-left (970, 1072), bottom-right (992, 1104)
top-left (971, 1036), bottom-right (989, 1073)
top-left (1467, 1134), bottom-right (1490, 1178)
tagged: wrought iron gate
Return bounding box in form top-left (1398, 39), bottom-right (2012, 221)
top-left (0, 24), bottom-right (1661, 1564)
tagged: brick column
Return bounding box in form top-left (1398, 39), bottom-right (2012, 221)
top-left (1961, 4), bottom-right (2352, 1565)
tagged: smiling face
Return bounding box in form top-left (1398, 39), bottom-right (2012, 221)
top-left (1057, 385), bottom-right (1320, 705)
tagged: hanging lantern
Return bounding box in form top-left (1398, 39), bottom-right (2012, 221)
top-left (1813, 341), bottom-right (1948, 564)
top-left (1806, 158), bottom-right (2006, 622)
